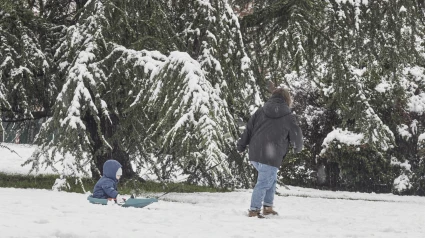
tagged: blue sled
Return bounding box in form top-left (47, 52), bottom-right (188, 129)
top-left (87, 195), bottom-right (158, 208)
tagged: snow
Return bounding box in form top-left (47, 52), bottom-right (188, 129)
top-left (401, 66), bottom-right (425, 115)
top-left (0, 144), bottom-right (90, 176)
top-left (390, 157), bottom-right (411, 171)
top-left (351, 67), bottom-right (366, 77)
top-left (393, 174), bottom-right (411, 192)
top-left (304, 106), bottom-right (324, 127)
top-left (419, 133), bottom-right (425, 142)
top-left (52, 177), bottom-right (70, 191)
top-left (375, 80), bottom-right (392, 93)
top-left (1, 186), bottom-right (425, 238)
top-left (397, 124), bottom-right (412, 139)
top-left (1, 56), bottom-right (13, 68)
top-left (240, 55), bottom-right (251, 71)
top-left (59, 61), bottom-right (69, 71)
top-left (2, 144), bottom-right (425, 237)
top-left (335, 0), bottom-right (368, 6)
top-left (0, 144), bottom-right (56, 175)
top-left (322, 84), bottom-right (335, 97)
top-left (411, 120), bottom-right (418, 135)
top-left (408, 93), bottom-right (425, 115)
top-left (321, 128), bottom-right (364, 154)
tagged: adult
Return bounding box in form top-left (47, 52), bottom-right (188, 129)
top-left (237, 87), bottom-right (303, 218)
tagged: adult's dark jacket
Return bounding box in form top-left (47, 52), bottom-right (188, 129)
top-left (237, 94), bottom-right (303, 168)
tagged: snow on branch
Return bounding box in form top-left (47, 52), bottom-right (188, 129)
top-left (402, 66), bottom-right (425, 115)
top-left (321, 128), bottom-right (364, 155)
top-left (143, 51), bottom-right (234, 184)
top-left (29, 0), bottom-right (108, 177)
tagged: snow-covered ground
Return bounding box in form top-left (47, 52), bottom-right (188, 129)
top-left (0, 143), bottom-right (52, 175)
top-left (1, 143), bottom-right (425, 237)
top-left (1, 187), bottom-right (425, 238)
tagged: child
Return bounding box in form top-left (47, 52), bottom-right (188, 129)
top-left (92, 159), bottom-right (123, 201)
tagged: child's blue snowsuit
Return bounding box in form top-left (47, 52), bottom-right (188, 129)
top-left (92, 160), bottom-right (122, 199)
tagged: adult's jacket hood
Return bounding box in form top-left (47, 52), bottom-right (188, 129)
top-left (263, 95), bottom-right (292, 118)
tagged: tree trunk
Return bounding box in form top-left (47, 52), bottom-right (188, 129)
top-left (91, 143), bottom-right (136, 180)
top-left (326, 161), bottom-right (340, 189)
top-left (85, 113), bottom-right (137, 180)
top-left (27, 0), bottom-right (36, 9)
top-left (75, 0), bottom-right (89, 11)
top-left (38, 0), bottom-right (44, 16)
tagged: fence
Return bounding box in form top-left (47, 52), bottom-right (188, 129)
top-left (1, 119), bottom-right (45, 144)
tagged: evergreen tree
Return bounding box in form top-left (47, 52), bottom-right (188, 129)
top-left (237, 0), bottom-right (425, 192)
top-left (172, 0), bottom-right (261, 116)
top-left (168, 0), bottom-right (262, 186)
top-left (25, 0), bottom-right (170, 178)
top-left (0, 4), bottom-right (50, 121)
top-left (391, 0), bottom-right (425, 195)
top-left (24, 0), bottom-right (259, 187)
top-left (317, 0), bottom-right (425, 192)
top-left (0, 0), bottom-right (62, 142)
top-left (129, 51), bottom-right (236, 186)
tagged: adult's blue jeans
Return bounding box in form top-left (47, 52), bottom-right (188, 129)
top-left (250, 161), bottom-right (278, 211)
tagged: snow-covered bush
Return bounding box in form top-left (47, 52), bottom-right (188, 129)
top-left (52, 176), bottom-right (70, 192)
top-left (391, 158), bottom-right (413, 195)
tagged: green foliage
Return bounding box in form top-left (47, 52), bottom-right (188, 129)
top-left (19, 0), bottom-right (260, 187)
top-left (322, 143), bottom-right (398, 193)
top-left (174, 0), bottom-right (261, 117)
top-left (241, 0), bottom-right (425, 194)
top-left (0, 173), bottom-right (64, 190)
top-left (0, 172), bottom-right (229, 194)
top-left (102, 0), bottom-right (181, 52)
top-left (279, 150), bottom-right (316, 187)
top-left (409, 163), bottom-right (425, 196)
top-left (0, 5), bottom-right (51, 120)
top-left (0, 0), bottom-right (26, 13)
top-left (137, 52), bottom-right (235, 186)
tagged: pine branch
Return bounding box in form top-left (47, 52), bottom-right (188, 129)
top-left (1, 111), bottom-right (51, 122)
top-left (0, 143), bottom-right (22, 158)
top-left (239, 0), bottom-right (295, 28)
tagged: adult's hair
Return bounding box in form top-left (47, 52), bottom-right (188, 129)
top-left (272, 88), bottom-right (292, 107)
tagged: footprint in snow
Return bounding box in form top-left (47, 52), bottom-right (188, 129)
top-left (34, 219), bottom-right (49, 224)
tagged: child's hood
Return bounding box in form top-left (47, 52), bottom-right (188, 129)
top-left (103, 160), bottom-right (122, 179)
